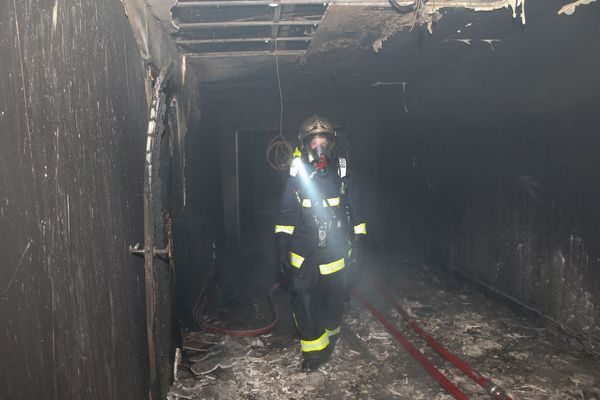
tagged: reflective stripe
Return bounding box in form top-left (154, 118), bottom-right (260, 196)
top-left (319, 258), bottom-right (345, 275)
top-left (326, 197), bottom-right (340, 207)
top-left (274, 225), bottom-right (295, 235)
top-left (326, 326), bottom-right (341, 337)
top-left (354, 222), bottom-right (367, 235)
top-left (301, 197), bottom-right (341, 208)
top-left (347, 248), bottom-right (352, 258)
top-left (290, 252), bottom-right (305, 268)
top-left (301, 331), bottom-right (330, 352)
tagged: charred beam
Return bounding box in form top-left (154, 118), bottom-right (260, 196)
top-left (176, 36), bottom-right (312, 45)
top-left (176, 19), bottom-right (320, 30)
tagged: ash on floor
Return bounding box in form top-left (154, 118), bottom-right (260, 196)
top-left (168, 258), bottom-right (600, 400)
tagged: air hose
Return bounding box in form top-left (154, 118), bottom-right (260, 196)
top-left (193, 281), bottom-right (282, 337)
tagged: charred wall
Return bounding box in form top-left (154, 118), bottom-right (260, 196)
top-left (0, 1), bottom-right (150, 399)
top-left (377, 5), bottom-right (600, 346)
top-left (175, 95), bottom-right (225, 321)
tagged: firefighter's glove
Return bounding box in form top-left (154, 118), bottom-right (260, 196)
top-left (276, 235), bottom-right (296, 277)
top-left (279, 246), bottom-right (294, 276)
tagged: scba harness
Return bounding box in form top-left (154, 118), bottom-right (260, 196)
top-left (290, 157), bottom-right (350, 248)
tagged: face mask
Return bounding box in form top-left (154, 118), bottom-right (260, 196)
top-left (307, 136), bottom-right (330, 162)
top-left (315, 142), bottom-right (328, 158)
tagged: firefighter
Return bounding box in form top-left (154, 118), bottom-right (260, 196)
top-left (275, 115), bottom-right (367, 372)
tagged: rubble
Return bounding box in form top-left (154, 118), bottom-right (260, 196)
top-left (168, 258), bottom-right (600, 399)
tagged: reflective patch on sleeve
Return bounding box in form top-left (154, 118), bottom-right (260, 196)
top-left (354, 223), bottom-right (367, 235)
top-left (274, 225), bottom-right (295, 235)
top-left (302, 198), bottom-right (312, 208)
top-left (301, 331), bottom-right (330, 353)
top-left (290, 252), bottom-right (305, 268)
top-left (319, 258), bottom-right (345, 275)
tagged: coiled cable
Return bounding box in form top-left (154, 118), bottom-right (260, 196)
top-left (266, 39), bottom-right (293, 171)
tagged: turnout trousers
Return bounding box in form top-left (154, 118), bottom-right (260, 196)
top-left (289, 248), bottom-right (348, 360)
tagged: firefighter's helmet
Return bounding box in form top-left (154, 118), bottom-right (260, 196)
top-left (298, 115), bottom-right (337, 163)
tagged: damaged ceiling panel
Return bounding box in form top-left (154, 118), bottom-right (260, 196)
top-left (170, 0), bottom-right (528, 82)
top-left (124, 0), bottom-right (595, 82)
top-left (558, 0), bottom-right (597, 15)
top-left (172, 1), bottom-right (327, 56)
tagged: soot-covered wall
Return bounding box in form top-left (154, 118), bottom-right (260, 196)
top-left (377, 6), bottom-right (600, 347)
top-left (1, 1), bottom-right (150, 399)
top-left (175, 98), bottom-right (225, 320)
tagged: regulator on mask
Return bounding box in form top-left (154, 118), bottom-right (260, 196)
top-left (308, 136), bottom-right (333, 176)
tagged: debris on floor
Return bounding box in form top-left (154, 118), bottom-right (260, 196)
top-left (168, 258), bottom-right (600, 400)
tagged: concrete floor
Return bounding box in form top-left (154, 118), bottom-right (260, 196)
top-left (169, 248), bottom-right (600, 400)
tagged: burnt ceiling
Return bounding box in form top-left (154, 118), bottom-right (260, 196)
top-left (130, 0), bottom-right (598, 101)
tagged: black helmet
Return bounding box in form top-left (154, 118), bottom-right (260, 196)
top-left (298, 115), bottom-right (337, 163)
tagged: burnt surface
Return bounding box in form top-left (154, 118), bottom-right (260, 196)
top-left (376, 3), bottom-right (600, 348)
top-left (0, 1), bottom-right (149, 399)
top-left (176, 97), bottom-right (225, 321)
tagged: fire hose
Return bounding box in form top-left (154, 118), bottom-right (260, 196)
top-left (353, 290), bottom-right (470, 400)
top-left (193, 281), bottom-right (282, 337)
top-left (376, 283), bottom-right (512, 400)
top-left (194, 276), bottom-right (512, 399)
top-left (354, 283), bottom-right (512, 400)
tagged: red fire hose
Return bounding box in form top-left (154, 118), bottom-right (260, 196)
top-left (194, 281), bottom-right (282, 337)
top-left (377, 284), bottom-right (513, 400)
top-left (353, 290), bottom-right (470, 400)
top-left (194, 275), bottom-right (511, 399)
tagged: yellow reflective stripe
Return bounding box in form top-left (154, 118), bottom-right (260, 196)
top-left (326, 326), bottom-right (341, 337)
top-left (290, 252), bottom-right (305, 268)
top-left (275, 225), bottom-right (295, 234)
top-left (319, 258), bottom-right (345, 275)
top-left (301, 331), bottom-right (330, 352)
top-left (354, 222), bottom-right (367, 235)
top-left (301, 197), bottom-right (341, 207)
top-left (325, 197), bottom-right (340, 207)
